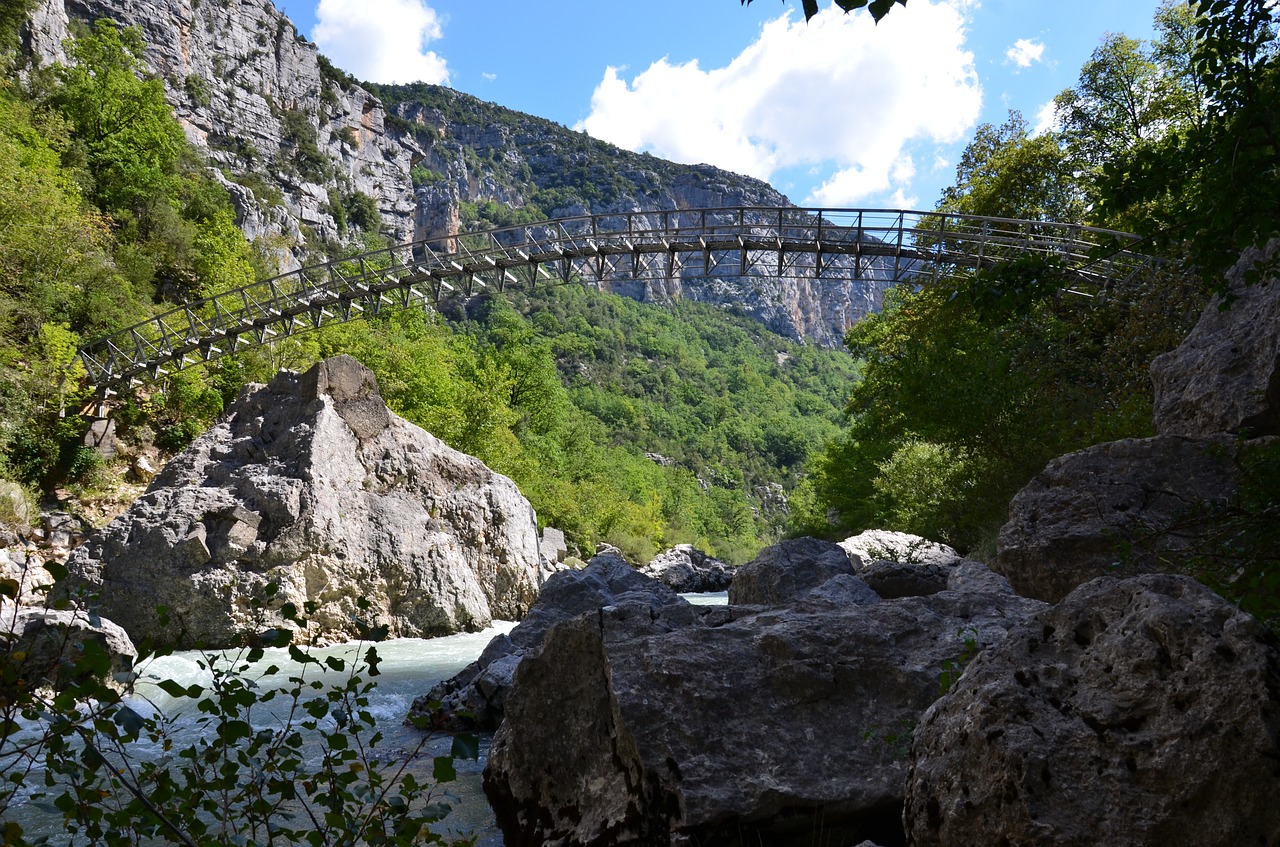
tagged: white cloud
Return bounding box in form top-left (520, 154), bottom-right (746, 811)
top-left (1005, 38), bottom-right (1045, 69)
top-left (482, 72), bottom-right (497, 82)
top-left (312, 0), bottom-right (449, 85)
top-left (577, 1), bottom-right (981, 207)
top-left (1032, 99), bottom-right (1058, 136)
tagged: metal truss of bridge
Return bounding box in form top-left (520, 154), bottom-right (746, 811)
top-left (79, 206), bottom-right (1157, 391)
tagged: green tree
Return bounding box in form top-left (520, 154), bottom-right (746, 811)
top-left (1097, 0), bottom-right (1280, 282)
top-left (935, 111), bottom-right (1084, 223)
top-left (1055, 2), bottom-right (1207, 223)
top-left (0, 91), bottom-right (134, 341)
top-left (50, 20), bottom-right (186, 216)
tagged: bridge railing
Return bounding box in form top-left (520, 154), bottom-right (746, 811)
top-left (78, 207), bottom-right (1157, 390)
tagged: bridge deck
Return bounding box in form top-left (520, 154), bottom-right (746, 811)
top-left (78, 207), bottom-right (1155, 390)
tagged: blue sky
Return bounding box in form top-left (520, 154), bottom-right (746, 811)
top-left (279, 0), bottom-right (1161, 210)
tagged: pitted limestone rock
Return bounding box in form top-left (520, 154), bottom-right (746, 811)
top-left (1151, 241), bottom-right (1280, 438)
top-left (66, 357), bottom-right (542, 648)
top-left (905, 574), bottom-right (1280, 847)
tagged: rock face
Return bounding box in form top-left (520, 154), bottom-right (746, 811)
top-left (0, 548), bottom-right (57, 608)
top-left (992, 435), bottom-right (1242, 602)
top-left (412, 551), bottom-right (686, 730)
top-left (838, 530), bottom-right (961, 570)
top-left (65, 355), bottom-right (542, 648)
top-left (858, 559), bottom-right (955, 600)
top-left (728, 536), bottom-right (858, 605)
top-left (730, 533), bottom-right (969, 606)
top-left (26, 0), bottom-right (419, 252)
top-left (20, 1), bottom-right (893, 346)
top-left (995, 244), bottom-right (1280, 603)
top-left (1151, 242), bottom-right (1280, 438)
top-left (904, 574), bottom-right (1280, 847)
top-left (638, 544), bottom-right (734, 593)
top-left (484, 542), bottom-right (1047, 847)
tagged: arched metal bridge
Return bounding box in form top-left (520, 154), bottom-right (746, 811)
top-left (78, 206), bottom-right (1156, 390)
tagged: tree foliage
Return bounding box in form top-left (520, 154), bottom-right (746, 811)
top-left (50, 21), bottom-right (186, 216)
top-left (0, 21), bottom-right (259, 490)
top-left (802, 0), bottom-right (1220, 550)
top-left (936, 111), bottom-right (1084, 223)
top-left (1096, 0), bottom-right (1280, 282)
top-left (743, 0), bottom-right (907, 23)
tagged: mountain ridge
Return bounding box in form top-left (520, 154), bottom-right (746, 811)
top-left (21, 0), bottom-right (891, 346)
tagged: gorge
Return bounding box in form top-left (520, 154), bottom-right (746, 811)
top-left (3, 0), bottom-right (1280, 844)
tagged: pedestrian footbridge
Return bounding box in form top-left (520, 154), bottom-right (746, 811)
top-left (78, 206), bottom-right (1156, 390)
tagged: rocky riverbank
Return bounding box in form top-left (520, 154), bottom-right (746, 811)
top-left (425, 247), bottom-right (1280, 846)
top-left (5, 248), bottom-right (1279, 845)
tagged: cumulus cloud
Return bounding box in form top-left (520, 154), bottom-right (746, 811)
top-left (1005, 38), bottom-right (1045, 69)
top-left (312, 0), bottom-right (449, 85)
top-left (1032, 99), bottom-right (1058, 136)
top-left (577, 1), bottom-right (980, 206)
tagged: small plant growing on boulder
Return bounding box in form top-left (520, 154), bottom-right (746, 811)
top-left (938, 626), bottom-right (981, 695)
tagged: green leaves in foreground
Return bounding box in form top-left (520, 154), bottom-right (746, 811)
top-left (742, 0), bottom-right (907, 23)
top-left (0, 592), bottom-right (474, 847)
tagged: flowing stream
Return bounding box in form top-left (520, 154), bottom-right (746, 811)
top-left (10, 592), bottom-right (728, 845)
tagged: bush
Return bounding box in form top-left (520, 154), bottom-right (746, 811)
top-left (0, 478), bottom-right (36, 526)
top-left (873, 438), bottom-right (972, 544)
top-left (279, 109), bottom-right (329, 183)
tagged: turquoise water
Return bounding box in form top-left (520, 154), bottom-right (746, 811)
top-left (10, 592), bottom-right (729, 845)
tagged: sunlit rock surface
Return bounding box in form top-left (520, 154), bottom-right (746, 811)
top-left (66, 356), bottom-right (542, 648)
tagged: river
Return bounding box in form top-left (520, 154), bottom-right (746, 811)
top-left (11, 591), bottom-right (728, 845)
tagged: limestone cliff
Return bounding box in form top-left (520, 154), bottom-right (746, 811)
top-left (64, 355), bottom-right (545, 648)
top-left (20, 0), bottom-right (891, 347)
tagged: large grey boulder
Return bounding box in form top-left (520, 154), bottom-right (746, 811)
top-left (838, 529), bottom-right (961, 570)
top-left (638, 544), bottom-right (734, 593)
top-left (840, 530), bottom-right (965, 599)
top-left (411, 551), bottom-right (686, 730)
top-left (904, 574), bottom-right (1280, 847)
top-left (2, 608), bottom-right (137, 690)
top-left (728, 536), bottom-right (856, 605)
top-left (992, 435), bottom-right (1241, 602)
top-left (484, 570), bottom-right (1046, 846)
top-left (66, 356), bottom-right (542, 648)
top-left (1151, 242), bottom-right (1280, 438)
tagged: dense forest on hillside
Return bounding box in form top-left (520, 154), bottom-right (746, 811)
top-left (0, 16), bottom-right (855, 564)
